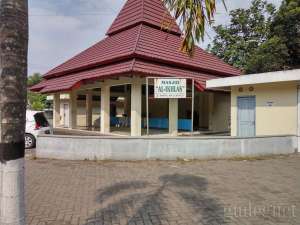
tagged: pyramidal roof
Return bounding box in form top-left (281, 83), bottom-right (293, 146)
top-left (106, 0), bottom-right (181, 36)
top-left (31, 0), bottom-right (241, 93)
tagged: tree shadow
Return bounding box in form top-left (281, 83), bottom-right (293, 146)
top-left (83, 174), bottom-right (226, 225)
top-left (96, 181), bottom-right (149, 203)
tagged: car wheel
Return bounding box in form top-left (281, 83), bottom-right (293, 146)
top-left (25, 134), bottom-right (36, 149)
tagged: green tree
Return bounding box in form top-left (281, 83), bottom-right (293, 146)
top-left (246, 0), bottom-right (300, 73)
top-left (245, 36), bottom-right (290, 73)
top-left (269, 0), bottom-right (300, 68)
top-left (27, 73), bottom-right (47, 111)
top-left (27, 72), bottom-right (42, 87)
top-left (27, 92), bottom-right (47, 111)
top-left (207, 0), bottom-right (276, 70)
top-left (164, 0), bottom-right (225, 55)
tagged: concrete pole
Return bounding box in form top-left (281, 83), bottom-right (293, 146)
top-left (131, 78), bottom-right (142, 136)
top-left (53, 93), bottom-right (60, 128)
top-left (208, 93), bottom-right (214, 131)
top-left (169, 98), bottom-right (178, 136)
top-left (69, 90), bottom-right (77, 129)
top-left (101, 85), bottom-right (110, 134)
top-left (86, 91), bottom-right (93, 130)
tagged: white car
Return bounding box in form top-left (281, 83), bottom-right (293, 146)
top-left (25, 110), bottom-right (53, 149)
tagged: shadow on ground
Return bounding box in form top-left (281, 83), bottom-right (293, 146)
top-left (83, 174), bottom-right (225, 225)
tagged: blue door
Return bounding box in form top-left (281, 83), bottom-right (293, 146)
top-left (237, 96), bottom-right (256, 137)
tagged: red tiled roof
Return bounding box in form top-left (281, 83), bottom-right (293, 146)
top-left (132, 60), bottom-right (218, 90)
top-left (135, 25), bottom-right (241, 76)
top-left (31, 59), bottom-right (217, 93)
top-left (106, 0), bottom-right (181, 36)
top-left (33, 0), bottom-right (241, 93)
top-left (44, 25), bottom-right (240, 79)
top-left (31, 60), bottom-right (134, 93)
top-left (44, 25), bottom-right (141, 78)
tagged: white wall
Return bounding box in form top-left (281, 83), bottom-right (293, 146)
top-left (231, 82), bottom-right (298, 136)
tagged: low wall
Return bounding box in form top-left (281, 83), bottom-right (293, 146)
top-left (36, 135), bottom-right (298, 161)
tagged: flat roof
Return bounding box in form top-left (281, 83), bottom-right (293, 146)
top-left (207, 69), bottom-right (300, 88)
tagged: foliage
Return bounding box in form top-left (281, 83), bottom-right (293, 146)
top-left (269, 0), bottom-right (300, 68)
top-left (27, 92), bottom-right (47, 111)
top-left (164, 0), bottom-right (225, 56)
top-left (27, 73), bottom-right (47, 111)
top-left (207, 0), bottom-right (276, 70)
top-left (27, 72), bottom-right (43, 87)
top-left (245, 36), bottom-right (289, 73)
top-left (246, 0), bottom-right (300, 73)
top-left (208, 0), bottom-right (300, 73)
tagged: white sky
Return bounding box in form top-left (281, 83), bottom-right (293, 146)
top-left (28, 0), bottom-right (282, 75)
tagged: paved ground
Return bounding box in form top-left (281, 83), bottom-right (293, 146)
top-left (26, 154), bottom-right (300, 225)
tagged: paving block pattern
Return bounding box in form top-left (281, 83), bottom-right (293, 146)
top-left (26, 154), bottom-right (300, 225)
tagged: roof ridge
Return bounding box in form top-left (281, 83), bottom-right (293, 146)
top-left (130, 58), bottom-right (137, 71)
top-left (106, 0), bottom-right (181, 36)
top-left (142, 0), bottom-right (145, 16)
top-left (132, 24), bottom-right (143, 54)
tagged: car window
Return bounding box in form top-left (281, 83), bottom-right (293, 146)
top-left (34, 112), bottom-right (49, 127)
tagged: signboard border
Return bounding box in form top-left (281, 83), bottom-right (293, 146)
top-left (146, 77), bottom-right (195, 136)
top-left (154, 78), bottom-right (187, 99)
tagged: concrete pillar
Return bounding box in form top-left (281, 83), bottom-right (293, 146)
top-left (86, 90), bottom-right (93, 129)
top-left (208, 92), bottom-right (214, 131)
top-left (131, 79), bottom-right (142, 136)
top-left (53, 93), bottom-right (60, 128)
top-left (169, 98), bottom-right (178, 136)
top-left (101, 85), bottom-right (110, 134)
top-left (124, 85), bottom-right (130, 117)
top-left (69, 90), bottom-right (77, 129)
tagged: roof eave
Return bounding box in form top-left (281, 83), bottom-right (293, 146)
top-left (106, 21), bottom-right (181, 37)
top-left (44, 53), bottom-right (241, 80)
top-left (206, 69), bottom-right (300, 88)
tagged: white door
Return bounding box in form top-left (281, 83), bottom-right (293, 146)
top-left (237, 96), bottom-right (256, 137)
top-left (63, 103), bottom-right (70, 128)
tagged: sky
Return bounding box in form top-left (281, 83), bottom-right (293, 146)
top-left (28, 0), bottom-right (282, 76)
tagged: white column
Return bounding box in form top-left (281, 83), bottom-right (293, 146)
top-left (169, 98), bottom-right (178, 136)
top-left (208, 92), bottom-right (214, 131)
top-left (131, 78), bottom-right (142, 136)
top-left (69, 90), bottom-right (77, 129)
top-left (53, 93), bottom-right (60, 128)
top-left (101, 85), bottom-right (110, 134)
top-left (86, 91), bottom-right (93, 129)
top-left (124, 85), bottom-right (130, 117)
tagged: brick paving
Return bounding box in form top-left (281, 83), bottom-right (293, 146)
top-left (26, 154), bottom-right (300, 225)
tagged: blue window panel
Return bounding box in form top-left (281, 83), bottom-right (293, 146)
top-left (178, 119), bottom-right (192, 131)
top-left (149, 118), bottom-right (169, 129)
top-left (148, 118), bottom-right (192, 131)
top-left (111, 117), bottom-right (192, 131)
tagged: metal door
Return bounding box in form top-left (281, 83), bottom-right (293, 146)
top-left (237, 96), bottom-right (256, 137)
